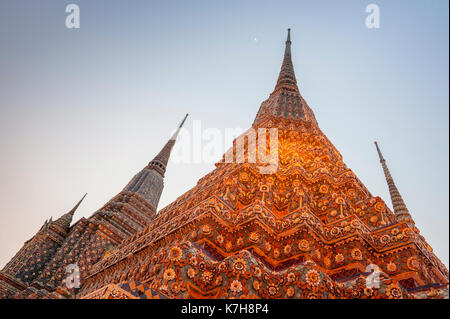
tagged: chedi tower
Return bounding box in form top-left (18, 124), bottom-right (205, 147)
top-left (0, 115), bottom-right (188, 299)
top-left (78, 30), bottom-right (448, 299)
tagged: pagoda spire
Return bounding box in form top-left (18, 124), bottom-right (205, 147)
top-left (147, 113), bottom-right (189, 177)
top-left (120, 114), bottom-right (189, 213)
top-left (374, 142), bottom-right (413, 223)
top-left (253, 29), bottom-right (318, 127)
top-left (274, 28), bottom-right (298, 92)
top-left (51, 193), bottom-right (87, 232)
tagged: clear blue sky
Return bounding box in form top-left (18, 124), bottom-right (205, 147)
top-left (0, 0), bottom-right (448, 269)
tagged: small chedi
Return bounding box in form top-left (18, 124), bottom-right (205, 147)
top-left (0, 29), bottom-right (448, 299)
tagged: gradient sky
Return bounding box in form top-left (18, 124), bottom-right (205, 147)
top-left (0, 0), bottom-right (448, 269)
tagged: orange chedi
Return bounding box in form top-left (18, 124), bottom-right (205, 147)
top-left (77, 29), bottom-right (448, 299)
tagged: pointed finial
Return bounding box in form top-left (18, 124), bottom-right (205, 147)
top-left (65, 193), bottom-right (87, 221)
top-left (374, 141), bottom-right (385, 162)
top-left (147, 114), bottom-right (190, 176)
top-left (274, 28), bottom-right (297, 91)
top-left (374, 141), bottom-right (413, 223)
top-left (178, 113), bottom-right (189, 129)
top-left (50, 193), bottom-right (87, 233)
top-left (73, 193), bottom-right (87, 212)
top-left (170, 113), bottom-right (189, 141)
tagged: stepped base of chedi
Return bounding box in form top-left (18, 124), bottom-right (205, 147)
top-left (1, 29), bottom-right (448, 299)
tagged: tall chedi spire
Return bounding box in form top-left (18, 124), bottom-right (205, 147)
top-left (274, 28), bottom-right (298, 92)
top-left (253, 28), bottom-right (318, 127)
top-left (123, 113), bottom-right (188, 210)
top-left (147, 113), bottom-right (188, 177)
top-left (374, 141), bottom-right (413, 223)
